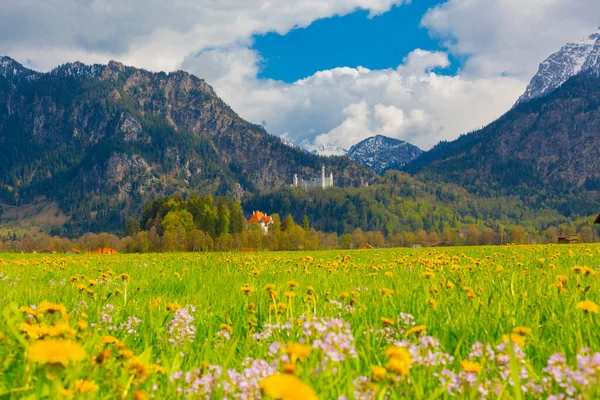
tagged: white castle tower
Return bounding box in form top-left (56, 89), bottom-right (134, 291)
top-left (293, 166), bottom-right (334, 189)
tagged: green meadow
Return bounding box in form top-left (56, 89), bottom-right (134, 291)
top-left (0, 244), bottom-right (599, 399)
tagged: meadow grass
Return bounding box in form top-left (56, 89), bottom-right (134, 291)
top-left (0, 244), bottom-right (599, 399)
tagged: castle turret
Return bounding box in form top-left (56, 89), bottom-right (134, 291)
top-left (321, 165), bottom-right (326, 189)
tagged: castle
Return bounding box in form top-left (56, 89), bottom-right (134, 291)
top-left (293, 165), bottom-right (334, 189)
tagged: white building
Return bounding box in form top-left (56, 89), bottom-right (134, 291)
top-left (293, 165), bottom-right (334, 189)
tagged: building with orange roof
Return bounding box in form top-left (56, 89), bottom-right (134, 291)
top-left (248, 211), bottom-right (274, 234)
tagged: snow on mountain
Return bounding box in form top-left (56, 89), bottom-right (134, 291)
top-left (517, 27), bottom-right (600, 105)
top-left (347, 135), bottom-right (422, 174)
top-left (311, 143), bottom-right (348, 157)
top-left (0, 56), bottom-right (40, 81)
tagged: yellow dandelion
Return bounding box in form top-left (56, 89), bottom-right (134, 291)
top-left (577, 300), bottom-right (599, 313)
top-left (38, 301), bottom-right (67, 315)
top-left (385, 346), bottom-right (412, 376)
top-left (380, 317), bottom-right (395, 326)
top-left (27, 339), bottom-right (85, 366)
top-left (460, 360), bottom-right (483, 374)
top-left (283, 362), bottom-right (297, 374)
top-left (371, 365), bottom-right (387, 381)
top-left (573, 266), bottom-right (585, 275)
top-left (503, 333), bottom-right (526, 347)
top-left (240, 285), bottom-right (255, 295)
top-left (513, 326), bottom-right (532, 336)
top-left (285, 343), bottom-right (312, 363)
top-left (102, 335), bottom-right (121, 345)
top-left (407, 325), bottom-right (427, 336)
top-left (73, 379), bottom-right (99, 394)
top-left (259, 374), bottom-right (318, 400)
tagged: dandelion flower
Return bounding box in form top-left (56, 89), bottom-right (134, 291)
top-left (260, 373), bottom-right (318, 400)
top-left (285, 343), bottom-right (312, 363)
top-left (27, 339), bottom-right (85, 366)
top-left (241, 284), bottom-right (255, 295)
top-left (73, 379), bottom-right (99, 394)
top-left (38, 301), bottom-right (67, 315)
top-left (102, 335), bottom-right (121, 345)
top-left (283, 362), bottom-right (297, 374)
top-left (407, 325), bottom-right (427, 336)
top-left (385, 347), bottom-right (412, 376)
top-left (371, 365), bottom-right (387, 381)
top-left (380, 317), bottom-right (395, 326)
top-left (503, 333), bottom-right (526, 348)
top-left (460, 360), bottom-right (482, 374)
top-left (577, 300), bottom-right (599, 313)
top-left (513, 326), bottom-right (531, 336)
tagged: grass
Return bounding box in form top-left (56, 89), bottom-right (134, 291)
top-left (0, 244), bottom-right (599, 398)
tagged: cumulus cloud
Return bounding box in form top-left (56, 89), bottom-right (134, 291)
top-left (184, 48), bottom-right (525, 149)
top-left (421, 0), bottom-right (600, 79)
top-left (0, 0), bottom-right (407, 71)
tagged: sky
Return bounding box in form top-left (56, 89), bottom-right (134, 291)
top-left (1, 0), bottom-right (599, 150)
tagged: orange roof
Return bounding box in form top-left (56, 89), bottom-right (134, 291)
top-left (248, 211), bottom-right (266, 224)
top-left (92, 247), bottom-right (119, 255)
top-left (263, 215), bottom-right (272, 224)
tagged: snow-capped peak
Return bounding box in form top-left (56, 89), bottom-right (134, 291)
top-left (347, 135), bottom-right (423, 174)
top-left (516, 28), bottom-right (600, 105)
top-left (311, 143), bottom-right (348, 157)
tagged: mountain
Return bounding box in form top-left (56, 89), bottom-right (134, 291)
top-left (517, 27), bottom-right (600, 105)
top-left (348, 135), bottom-right (423, 174)
top-left (0, 57), bottom-right (374, 234)
top-left (311, 143), bottom-right (348, 157)
top-left (404, 71), bottom-right (600, 217)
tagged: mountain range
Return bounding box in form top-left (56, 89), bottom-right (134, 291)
top-left (404, 28), bottom-right (600, 217)
top-left (2, 26), bottom-right (600, 234)
top-left (0, 57), bottom-right (374, 233)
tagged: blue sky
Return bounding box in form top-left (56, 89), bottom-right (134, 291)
top-left (253, 0), bottom-right (458, 83)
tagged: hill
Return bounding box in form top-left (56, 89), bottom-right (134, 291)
top-left (404, 72), bottom-right (600, 218)
top-left (0, 57), bottom-right (374, 234)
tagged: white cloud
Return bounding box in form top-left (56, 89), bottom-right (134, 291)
top-left (0, 0), bottom-right (408, 72)
top-left (421, 0), bottom-right (600, 79)
top-left (183, 48), bottom-right (525, 149)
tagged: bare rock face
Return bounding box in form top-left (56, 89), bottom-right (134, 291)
top-left (118, 114), bottom-right (151, 144)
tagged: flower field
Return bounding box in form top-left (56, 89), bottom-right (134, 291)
top-left (0, 244), bottom-right (599, 399)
